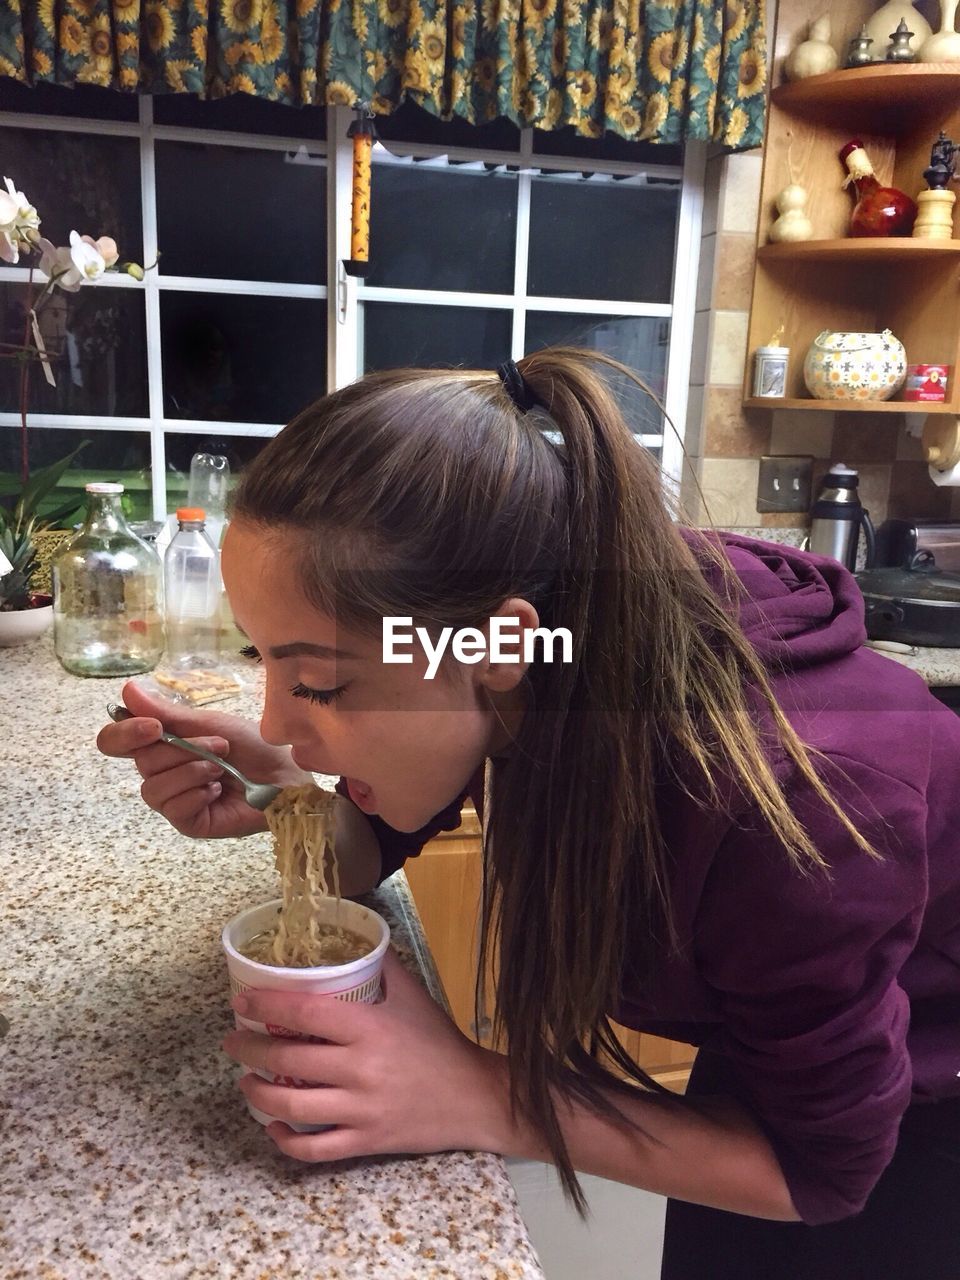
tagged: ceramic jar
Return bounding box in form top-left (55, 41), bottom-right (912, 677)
top-left (803, 329), bottom-right (907, 401)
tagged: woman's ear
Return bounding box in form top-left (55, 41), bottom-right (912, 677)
top-left (477, 597), bottom-right (540, 692)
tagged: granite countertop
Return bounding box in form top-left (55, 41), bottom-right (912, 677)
top-left (0, 637), bottom-right (543, 1280)
top-left (863, 643), bottom-right (960, 688)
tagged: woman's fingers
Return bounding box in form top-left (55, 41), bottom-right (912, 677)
top-left (237, 1076), bottom-right (356, 1132)
top-left (140, 757), bottom-right (222, 809)
top-left (119, 678), bottom-right (230, 737)
top-left (231, 988), bottom-right (374, 1045)
top-left (131, 737), bottom-right (231, 781)
top-left (264, 1123), bottom-right (367, 1164)
top-left (222, 1031), bottom-right (349, 1085)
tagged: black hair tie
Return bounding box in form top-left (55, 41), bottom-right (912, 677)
top-left (496, 359), bottom-right (543, 414)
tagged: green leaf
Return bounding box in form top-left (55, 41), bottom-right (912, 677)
top-left (37, 494), bottom-right (85, 530)
top-left (13, 440), bottom-right (90, 530)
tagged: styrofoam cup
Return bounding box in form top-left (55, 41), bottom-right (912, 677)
top-left (221, 897), bottom-right (390, 1132)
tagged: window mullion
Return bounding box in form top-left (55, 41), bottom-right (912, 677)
top-left (512, 169), bottom-right (532, 361)
top-left (660, 140), bottom-right (706, 496)
top-left (327, 105), bottom-right (359, 390)
top-left (139, 95), bottom-right (167, 521)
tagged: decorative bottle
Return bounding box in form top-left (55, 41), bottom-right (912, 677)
top-left (53, 482), bottom-right (164, 676)
top-left (839, 140), bottom-right (918, 237)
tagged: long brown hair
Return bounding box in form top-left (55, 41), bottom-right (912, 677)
top-left (232, 349), bottom-right (877, 1211)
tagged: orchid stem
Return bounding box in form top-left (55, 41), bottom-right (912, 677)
top-left (19, 265), bottom-right (34, 487)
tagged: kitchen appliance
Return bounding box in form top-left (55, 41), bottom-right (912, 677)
top-left (855, 561), bottom-right (960, 647)
top-left (807, 464), bottom-right (876, 571)
top-left (874, 518), bottom-right (960, 573)
top-left (856, 518), bottom-right (960, 648)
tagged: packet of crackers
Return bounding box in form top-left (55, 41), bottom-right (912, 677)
top-left (137, 666), bottom-right (250, 707)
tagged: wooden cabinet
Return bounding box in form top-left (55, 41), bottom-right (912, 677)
top-left (404, 809), bottom-right (695, 1093)
top-left (745, 0), bottom-right (960, 416)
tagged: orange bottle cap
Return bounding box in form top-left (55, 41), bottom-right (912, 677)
top-left (176, 507), bottom-right (206, 521)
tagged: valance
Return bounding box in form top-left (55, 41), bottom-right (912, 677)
top-left (0, 0), bottom-right (766, 147)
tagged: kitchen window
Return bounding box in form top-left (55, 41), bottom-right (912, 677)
top-left (0, 81), bottom-right (703, 521)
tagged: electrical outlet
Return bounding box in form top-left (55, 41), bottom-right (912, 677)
top-left (757, 455), bottom-right (813, 514)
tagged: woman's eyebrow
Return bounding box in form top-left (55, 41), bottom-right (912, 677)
top-left (268, 641), bottom-right (361, 660)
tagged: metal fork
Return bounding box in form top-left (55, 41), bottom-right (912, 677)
top-left (107, 702), bottom-right (283, 811)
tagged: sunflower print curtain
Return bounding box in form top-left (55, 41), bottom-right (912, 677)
top-left (0, 0), bottom-right (766, 148)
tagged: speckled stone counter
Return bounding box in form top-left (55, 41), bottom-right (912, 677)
top-left (863, 643), bottom-right (960, 688)
top-left (0, 637), bottom-right (543, 1280)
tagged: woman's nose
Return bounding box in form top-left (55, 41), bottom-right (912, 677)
top-left (259, 675), bottom-right (297, 747)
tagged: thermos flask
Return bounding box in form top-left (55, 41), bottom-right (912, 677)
top-left (807, 463), bottom-right (876, 572)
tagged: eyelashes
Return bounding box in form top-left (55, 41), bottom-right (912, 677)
top-left (289, 682), bottom-right (347, 706)
top-left (238, 643), bottom-right (345, 705)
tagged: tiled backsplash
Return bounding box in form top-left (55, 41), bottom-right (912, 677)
top-left (680, 148), bottom-right (960, 532)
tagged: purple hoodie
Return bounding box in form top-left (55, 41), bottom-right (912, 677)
top-left (337, 532), bottom-right (960, 1226)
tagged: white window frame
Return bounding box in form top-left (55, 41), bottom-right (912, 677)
top-left (0, 97), bottom-right (704, 518)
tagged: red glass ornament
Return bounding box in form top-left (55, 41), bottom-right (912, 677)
top-left (839, 139), bottom-right (917, 237)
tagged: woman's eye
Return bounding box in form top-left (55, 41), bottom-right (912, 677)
top-left (239, 643), bottom-right (262, 662)
top-left (289, 682), bottom-right (347, 706)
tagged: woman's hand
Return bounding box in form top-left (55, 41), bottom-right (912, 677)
top-left (95, 678), bottom-right (313, 840)
top-left (221, 948), bottom-right (513, 1161)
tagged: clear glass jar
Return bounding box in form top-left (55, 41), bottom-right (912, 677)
top-left (53, 482), bottom-right (164, 677)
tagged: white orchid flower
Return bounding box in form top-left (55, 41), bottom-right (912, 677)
top-left (37, 236), bottom-right (84, 292)
top-left (2, 177), bottom-right (41, 245)
top-left (92, 235), bottom-right (119, 267)
top-left (0, 187), bottom-right (18, 231)
top-left (0, 228), bottom-right (19, 265)
top-left (69, 230), bottom-right (106, 282)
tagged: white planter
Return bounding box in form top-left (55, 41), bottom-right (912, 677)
top-left (0, 603), bottom-right (53, 647)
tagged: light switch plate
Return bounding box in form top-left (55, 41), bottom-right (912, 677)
top-left (757, 455), bottom-right (813, 514)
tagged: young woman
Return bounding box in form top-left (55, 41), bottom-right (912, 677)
top-left (98, 349), bottom-right (960, 1280)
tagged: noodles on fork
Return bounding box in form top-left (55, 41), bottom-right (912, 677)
top-left (241, 784), bottom-right (369, 967)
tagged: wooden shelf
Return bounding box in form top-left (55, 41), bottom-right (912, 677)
top-left (771, 64), bottom-right (960, 131)
top-left (748, 7), bottom-right (960, 426)
top-left (744, 397), bottom-right (956, 413)
top-left (758, 239), bottom-right (960, 262)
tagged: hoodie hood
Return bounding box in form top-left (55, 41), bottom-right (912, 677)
top-left (681, 529), bottom-right (867, 671)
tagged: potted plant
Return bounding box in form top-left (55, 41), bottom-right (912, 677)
top-left (0, 176), bottom-right (146, 646)
top-left (0, 444), bottom-right (88, 645)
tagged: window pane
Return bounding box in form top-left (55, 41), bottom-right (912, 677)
top-left (374, 100), bottom-right (520, 152)
top-left (154, 94), bottom-right (326, 140)
top-left (0, 283), bottom-right (148, 417)
top-left (0, 79), bottom-right (139, 121)
top-left (163, 433), bottom-right (272, 510)
top-left (532, 128), bottom-right (682, 168)
top-left (524, 312), bottom-right (667, 434)
top-left (160, 292), bottom-right (326, 424)
top-left (528, 177), bottom-right (678, 304)
top-left (363, 303), bottom-right (511, 372)
top-left (0, 128), bottom-right (143, 261)
top-left (367, 161), bottom-right (516, 292)
top-left (0, 426), bottom-right (152, 521)
top-left (156, 143), bottom-right (326, 283)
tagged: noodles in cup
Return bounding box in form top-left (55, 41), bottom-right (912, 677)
top-left (240, 783), bottom-right (372, 968)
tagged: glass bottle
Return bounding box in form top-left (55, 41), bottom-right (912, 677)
top-left (163, 507), bottom-right (221, 669)
top-left (53, 483), bottom-right (164, 677)
top-left (839, 140), bottom-right (918, 237)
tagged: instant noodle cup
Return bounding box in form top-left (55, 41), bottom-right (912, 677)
top-left (221, 896), bottom-right (390, 1132)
